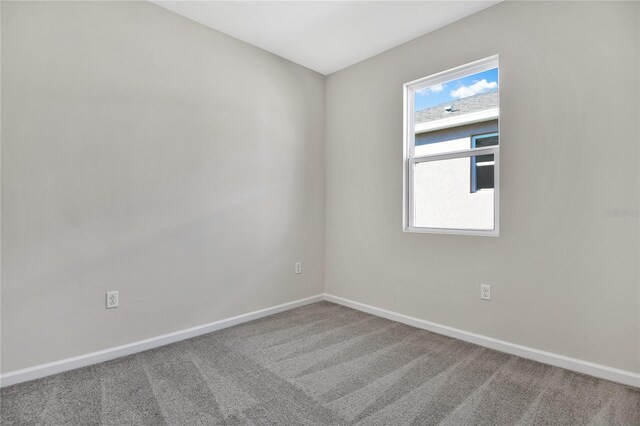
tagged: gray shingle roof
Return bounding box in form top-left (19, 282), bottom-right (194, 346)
top-left (415, 89), bottom-right (498, 124)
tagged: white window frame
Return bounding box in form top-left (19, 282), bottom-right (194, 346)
top-left (403, 55), bottom-right (500, 236)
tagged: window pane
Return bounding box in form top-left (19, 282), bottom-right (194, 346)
top-left (473, 134), bottom-right (498, 148)
top-left (413, 155), bottom-right (495, 230)
top-left (414, 67), bottom-right (498, 156)
top-left (470, 133), bottom-right (498, 193)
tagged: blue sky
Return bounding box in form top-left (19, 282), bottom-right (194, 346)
top-left (415, 68), bottom-right (498, 111)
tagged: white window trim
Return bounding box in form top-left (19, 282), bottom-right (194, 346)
top-left (403, 55), bottom-right (500, 237)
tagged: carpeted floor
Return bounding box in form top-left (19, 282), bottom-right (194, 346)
top-left (1, 301), bottom-right (639, 425)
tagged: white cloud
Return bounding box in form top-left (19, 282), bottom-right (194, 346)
top-left (417, 83), bottom-right (445, 95)
top-left (450, 79), bottom-right (497, 99)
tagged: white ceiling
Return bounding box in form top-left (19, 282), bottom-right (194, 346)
top-left (150, 1), bottom-right (500, 75)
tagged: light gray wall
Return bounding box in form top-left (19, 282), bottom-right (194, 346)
top-left (2, 0), bottom-right (638, 377)
top-left (1, 1), bottom-right (325, 373)
top-left (325, 1), bottom-right (640, 372)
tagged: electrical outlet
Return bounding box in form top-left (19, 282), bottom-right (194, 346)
top-left (480, 284), bottom-right (491, 301)
top-left (106, 291), bottom-right (119, 309)
top-left (295, 262), bottom-right (302, 274)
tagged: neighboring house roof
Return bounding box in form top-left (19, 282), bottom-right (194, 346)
top-left (415, 89), bottom-right (498, 124)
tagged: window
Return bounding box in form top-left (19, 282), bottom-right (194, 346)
top-left (471, 133), bottom-right (498, 193)
top-left (403, 56), bottom-right (499, 236)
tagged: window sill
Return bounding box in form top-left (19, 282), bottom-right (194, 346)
top-left (403, 226), bottom-right (499, 237)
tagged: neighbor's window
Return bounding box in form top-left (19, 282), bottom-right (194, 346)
top-left (403, 56), bottom-right (499, 235)
top-left (471, 133), bottom-right (498, 193)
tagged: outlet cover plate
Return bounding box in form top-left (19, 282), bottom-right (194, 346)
top-left (480, 284), bottom-right (491, 300)
top-left (106, 291), bottom-right (119, 309)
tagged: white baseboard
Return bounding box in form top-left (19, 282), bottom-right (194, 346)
top-left (324, 293), bottom-right (640, 388)
top-left (0, 294), bottom-right (324, 388)
top-left (3, 293), bottom-right (638, 389)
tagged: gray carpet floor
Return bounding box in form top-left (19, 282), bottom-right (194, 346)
top-left (1, 301), bottom-right (639, 425)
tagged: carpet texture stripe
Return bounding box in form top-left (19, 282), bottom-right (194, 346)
top-left (1, 301), bottom-right (638, 425)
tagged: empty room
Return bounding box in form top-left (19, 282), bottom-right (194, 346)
top-left (1, 0), bottom-right (639, 424)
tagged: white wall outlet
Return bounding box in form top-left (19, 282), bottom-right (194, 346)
top-left (106, 291), bottom-right (119, 309)
top-left (295, 262), bottom-right (302, 274)
top-left (480, 284), bottom-right (491, 301)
